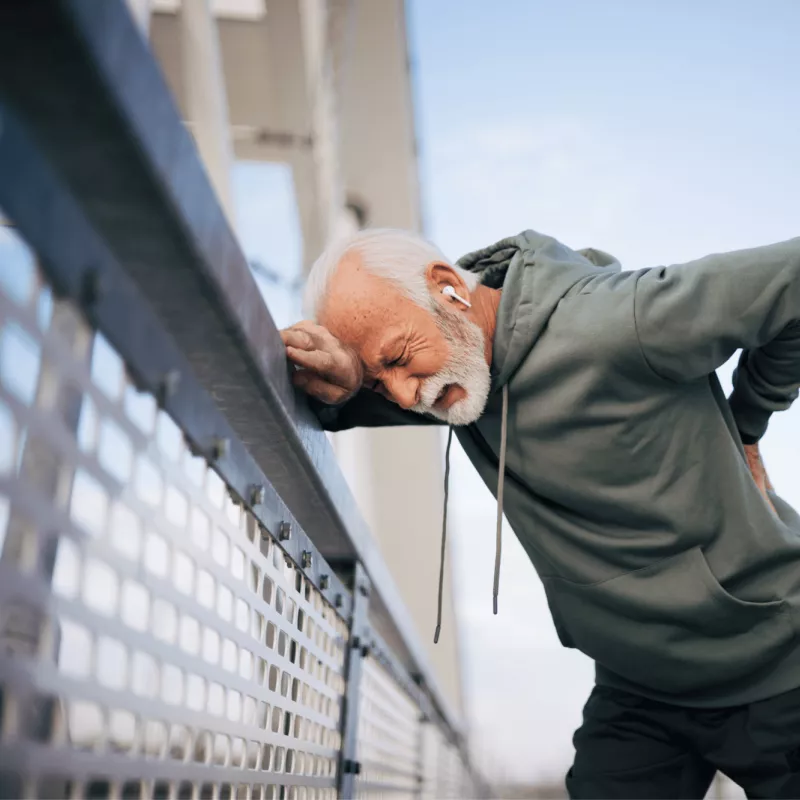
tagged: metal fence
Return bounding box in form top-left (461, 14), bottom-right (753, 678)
top-left (0, 2), bottom-right (486, 798)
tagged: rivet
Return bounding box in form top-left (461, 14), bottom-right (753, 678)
top-left (159, 369), bottom-right (180, 404)
top-left (250, 484), bottom-right (265, 506)
top-left (211, 437), bottom-right (229, 460)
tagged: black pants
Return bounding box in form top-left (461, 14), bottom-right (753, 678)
top-left (567, 685), bottom-right (800, 799)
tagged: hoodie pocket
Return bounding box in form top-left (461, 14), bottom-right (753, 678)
top-left (543, 546), bottom-right (795, 695)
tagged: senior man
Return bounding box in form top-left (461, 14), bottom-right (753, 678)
top-left (282, 228), bottom-right (800, 798)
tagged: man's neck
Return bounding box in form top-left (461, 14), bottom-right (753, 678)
top-left (471, 284), bottom-right (502, 365)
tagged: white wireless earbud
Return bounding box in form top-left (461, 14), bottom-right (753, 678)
top-left (442, 285), bottom-right (472, 308)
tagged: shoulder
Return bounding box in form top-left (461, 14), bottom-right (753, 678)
top-left (549, 271), bottom-right (654, 375)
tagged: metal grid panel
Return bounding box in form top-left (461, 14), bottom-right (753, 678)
top-left (0, 224), bottom-right (348, 799)
top-left (419, 724), bottom-right (470, 800)
top-left (354, 656), bottom-right (419, 799)
top-left (436, 741), bottom-right (466, 799)
top-left (419, 725), bottom-right (437, 800)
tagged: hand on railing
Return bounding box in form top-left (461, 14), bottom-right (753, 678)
top-left (281, 321), bottom-right (363, 405)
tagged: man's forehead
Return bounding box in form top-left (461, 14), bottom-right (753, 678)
top-left (320, 255), bottom-right (407, 340)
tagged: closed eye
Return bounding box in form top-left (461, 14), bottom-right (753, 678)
top-left (386, 346), bottom-right (410, 369)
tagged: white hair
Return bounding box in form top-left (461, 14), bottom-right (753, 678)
top-left (303, 228), bottom-right (479, 320)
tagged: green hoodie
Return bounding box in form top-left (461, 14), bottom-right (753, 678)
top-left (314, 230), bottom-right (800, 707)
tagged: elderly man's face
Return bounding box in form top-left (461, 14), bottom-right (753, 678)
top-left (319, 251), bottom-right (491, 424)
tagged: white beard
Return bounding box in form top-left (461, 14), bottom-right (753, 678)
top-left (410, 305), bottom-right (491, 426)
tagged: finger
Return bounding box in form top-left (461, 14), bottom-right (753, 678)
top-left (282, 321), bottom-right (342, 353)
top-left (292, 319), bottom-right (332, 333)
top-left (296, 321), bottom-right (347, 353)
top-left (291, 369), bottom-right (320, 388)
top-left (281, 328), bottom-right (316, 351)
top-left (294, 373), bottom-right (349, 404)
top-left (286, 346), bottom-right (339, 379)
top-left (286, 320), bottom-right (335, 342)
top-left (304, 376), bottom-right (350, 404)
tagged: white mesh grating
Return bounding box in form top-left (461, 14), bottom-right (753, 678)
top-left (353, 657), bottom-right (419, 800)
top-left (0, 223), bottom-right (347, 799)
top-left (436, 739), bottom-right (466, 799)
top-left (419, 724), bottom-right (469, 800)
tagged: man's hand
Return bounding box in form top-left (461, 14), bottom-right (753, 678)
top-left (281, 321), bottom-right (363, 405)
top-left (744, 443), bottom-right (776, 514)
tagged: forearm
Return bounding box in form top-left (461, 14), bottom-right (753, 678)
top-left (635, 237), bottom-right (800, 384)
top-left (728, 320), bottom-right (800, 442)
top-left (309, 390), bottom-right (441, 431)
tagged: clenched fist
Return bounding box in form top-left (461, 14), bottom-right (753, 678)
top-left (281, 321), bottom-right (363, 405)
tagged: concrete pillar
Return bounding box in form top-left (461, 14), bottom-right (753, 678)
top-left (297, 0), bottom-right (346, 247)
top-left (180, 0), bottom-right (236, 224)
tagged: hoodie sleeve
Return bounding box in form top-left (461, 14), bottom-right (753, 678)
top-left (633, 237), bottom-right (800, 443)
top-left (308, 390), bottom-right (442, 432)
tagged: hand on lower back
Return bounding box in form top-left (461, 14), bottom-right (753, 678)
top-left (281, 321), bottom-right (363, 405)
top-left (744, 443), bottom-right (776, 513)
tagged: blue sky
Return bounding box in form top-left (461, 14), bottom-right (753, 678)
top-left (409, 0), bottom-right (799, 265)
top-left (233, 0), bottom-right (800, 785)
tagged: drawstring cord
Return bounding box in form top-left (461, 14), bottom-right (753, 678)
top-left (494, 384), bottom-right (509, 614)
top-left (433, 383), bottom-right (509, 642)
top-left (434, 427), bottom-right (454, 644)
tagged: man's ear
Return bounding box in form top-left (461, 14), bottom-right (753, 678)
top-left (426, 262), bottom-right (471, 311)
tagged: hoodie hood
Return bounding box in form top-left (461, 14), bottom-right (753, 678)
top-left (457, 230), bottom-right (620, 388)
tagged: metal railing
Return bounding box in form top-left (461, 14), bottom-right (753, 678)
top-left (0, 1), bottom-right (487, 798)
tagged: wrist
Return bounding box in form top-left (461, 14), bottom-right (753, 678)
top-left (728, 387), bottom-right (770, 444)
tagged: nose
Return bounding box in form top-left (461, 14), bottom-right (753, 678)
top-left (384, 373), bottom-right (419, 410)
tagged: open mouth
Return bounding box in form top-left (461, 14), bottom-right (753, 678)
top-left (434, 383), bottom-right (456, 410)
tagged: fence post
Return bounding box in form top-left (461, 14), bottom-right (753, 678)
top-left (337, 562), bottom-right (371, 799)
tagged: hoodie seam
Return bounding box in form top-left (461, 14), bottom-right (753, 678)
top-left (632, 275), bottom-right (676, 384)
